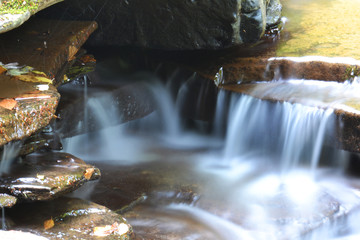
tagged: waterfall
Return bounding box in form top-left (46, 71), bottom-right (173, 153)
top-left (0, 142), bottom-right (20, 176)
top-left (222, 92), bottom-right (337, 176)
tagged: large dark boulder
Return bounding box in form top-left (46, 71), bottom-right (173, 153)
top-left (41, 0), bottom-right (282, 50)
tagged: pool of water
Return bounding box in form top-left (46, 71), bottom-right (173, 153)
top-left (278, 0), bottom-right (360, 58)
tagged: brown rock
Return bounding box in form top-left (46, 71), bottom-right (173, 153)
top-left (5, 197), bottom-right (134, 239)
top-left (0, 18), bottom-right (97, 83)
top-left (0, 152), bottom-right (100, 201)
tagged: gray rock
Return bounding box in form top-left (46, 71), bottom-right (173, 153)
top-left (40, 0), bottom-right (282, 50)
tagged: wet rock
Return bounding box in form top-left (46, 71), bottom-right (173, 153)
top-left (199, 56), bottom-right (360, 85)
top-left (40, 0), bottom-right (282, 50)
top-left (0, 0), bottom-right (63, 34)
top-left (0, 152), bottom-right (100, 202)
top-left (54, 75), bottom-right (155, 138)
top-left (0, 193), bottom-right (17, 208)
top-left (0, 74), bottom-right (59, 147)
top-left (0, 17), bottom-right (97, 84)
top-left (20, 129), bottom-right (63, 156)
top-left (220, 79), bottom-right (360, 153)
top-left (5, 197), bottom-right (134, 239)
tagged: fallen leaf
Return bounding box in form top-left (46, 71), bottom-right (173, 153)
top-left (0, 98), bottom-right (17, 110)
top-left (44, 218), bottom-right (55, 230)
top-left (0, 66), bottom-right (6, 75)
top-left (84, 168), bottom-right (95, 180)
top-left (32, 70), bottom-right (47, 77)
top-left (7, 66), bottom-right (33, 76)
top-left (15, 75), bottom-right (52, 84)
top-left (80, 55), bottom-right (96, 63)
top-left (93, 222), bottom-right (129, 237)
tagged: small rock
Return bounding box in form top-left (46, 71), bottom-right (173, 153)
top-left (0, 152), bottom-right (101, 201)
top-left (0, 193), bottom-right (17, 208)
top-left (5, 197), bottom-right (134, 239)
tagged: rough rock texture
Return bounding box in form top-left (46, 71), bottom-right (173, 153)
top-left (0, 152), bottom-right (100, 202)
top-left (0, 0), bottom-right (63, 34)
top-left (0, 75), bottom-right (60, 147)
top-left (5, 197), bottom-right (134, 239)
top-left (40, 0), bottom-right (282, 50)
top-left (0, 18), bottom-right (98, 83)
top-left (0, 18), bottom-right (98, 146)
top-left (200, 56), bottom-right (360, 85)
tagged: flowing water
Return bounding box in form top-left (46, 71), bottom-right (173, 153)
top-left (53, 0), bottom-right (360, 238)
top-left (59, 68), bottom-right (360, 239)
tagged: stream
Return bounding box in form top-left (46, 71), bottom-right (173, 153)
top-left (55, 62), bottom-right (360, 239)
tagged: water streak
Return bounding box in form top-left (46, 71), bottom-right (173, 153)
top-left (0, 142), bottom-right (20, 176)
top-left (223, 92), bottom-right (336, 177)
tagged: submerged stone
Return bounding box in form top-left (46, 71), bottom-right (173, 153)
top-left (55, 74), bottom-right (155, 138)
top-left (39, 0), bottom-right (282, 50)
top-left (5, 197), bottom-right (134, 239)
top-left (0, 152), bottom-right (100, 202)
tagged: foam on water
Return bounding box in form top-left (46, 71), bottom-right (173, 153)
top-left (63, 74), bottom-right (360, 239)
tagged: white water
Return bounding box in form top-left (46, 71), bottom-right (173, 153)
top-left (0, 142), bottom-right (20, 176)
top-left (63, 77), bottom-right (360, 239)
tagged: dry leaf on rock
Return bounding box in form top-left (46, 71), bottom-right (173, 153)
top-left (15, 75), bottom-right (52, 84)
top-left (93, 222), bottom-right (130, 237)
top-left (0, 98), bottom-right (17, 110)
top-left (44, 218), bottom-right (55, 230)
top-left (0, 66), bottom-right (6, 75)
top-left (84, 168), bottom-right (95, 180)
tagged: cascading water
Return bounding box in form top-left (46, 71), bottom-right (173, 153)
top-left (0, 142), bottom-right (20, 176)
top-left (62, 70), bottom-right (360, 239)
top-left (222, 93), bottom-right (337, 177)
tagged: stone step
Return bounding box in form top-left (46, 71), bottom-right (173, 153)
top-left (221, 80), bottom-right (360, 153)
top-left (208, 56), bottom-right (360, 86)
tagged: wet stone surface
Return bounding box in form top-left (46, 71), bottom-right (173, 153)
top-left (4, 197), bottom-right (134, 239)
top-left (0, 74), bottom-right (60, 147)
top-left (0, 17), bottom-right (97, 83)
top-left (0, 152), bottom-right (100, 202)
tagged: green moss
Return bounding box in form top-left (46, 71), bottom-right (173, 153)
top-left (0, 0), bottom-right (41, 14)
top-left (344, 66), bottom-right (360, 81)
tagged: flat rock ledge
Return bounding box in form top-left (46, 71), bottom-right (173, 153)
top-left (0, 74), bottom-right (59, 147)
top-left (205, 56), bottom-right (360, 86)
top-left (0, 18), bottom-right (98, 83)
top-left (0, 152), bottom-right (100, 202)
